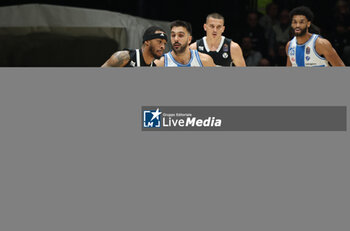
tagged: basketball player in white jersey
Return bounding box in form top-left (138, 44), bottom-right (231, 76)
top-left (189, 13), bottom-right (246, 67)
top-left (102, 26), bottom-right (167, 67)
top-left (154, 20), bottom-right (215, 67)
top-left (286, 6), bottom-right (345, 67)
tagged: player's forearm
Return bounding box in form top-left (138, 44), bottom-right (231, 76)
top-left (329, 57), bottom-right (345, 66)
top-left (327, 53), bottom-right (345, 66)
top-left (233, 58), bottom-right (246, 67)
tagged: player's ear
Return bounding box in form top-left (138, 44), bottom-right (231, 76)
top-left (188, 35), bottom-right (192, 45)
top-left (222, 25), bottom-right (225, 32)
top-left (144, 40), bottom-right (150, 47)
top-left (203, 23), bottom-right (207, 31)
top-left (307, 21), bottom-right (311, 29)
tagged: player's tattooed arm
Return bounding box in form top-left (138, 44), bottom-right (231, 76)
top-left (101, 51), bottom-right (130, 67)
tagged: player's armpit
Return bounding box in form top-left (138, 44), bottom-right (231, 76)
top-left (101, 51), bottom-right (130, 67)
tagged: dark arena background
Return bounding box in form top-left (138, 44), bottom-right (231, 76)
top-left (1, 0), bottom-right (349, 66)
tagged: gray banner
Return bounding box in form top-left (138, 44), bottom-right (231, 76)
top-left (1, 68), bottom-right (350, 231)
top-left (142, 106), bottom-right (346, 131)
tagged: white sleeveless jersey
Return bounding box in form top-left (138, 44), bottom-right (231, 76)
top-left (164, 49), bottom-right (203, 67)
top-left (288, 34), bottom-right (329, 67)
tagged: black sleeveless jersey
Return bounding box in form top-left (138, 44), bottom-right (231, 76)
top-left (123, 49), bottom-right (155, 67)
top-left (196, 36), bottom-right (233, 66)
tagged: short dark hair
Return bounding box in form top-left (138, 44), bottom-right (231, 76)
top-left (290, 6), bottom-right (314, 21)
top-left (142, 26), bottom-right (165, 43)
top-left (170, 20), bottom-right (192, 35)
top-left (206, 13), bottom-right (225, 23)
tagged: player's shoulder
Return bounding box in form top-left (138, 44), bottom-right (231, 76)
top-left (154, 56), bottom-right (165, 67)
top-left (314, 36), bottom-right (333, 55)
top-left (197, 51), bottom-right (215, 66)
top-left (315, 36), bottom-right (332, 47)
top-left (230, 40), bottom-right (241, 49)
top-left (197, 51), bottom-right (211, 60)
top-left (115, 50), bottom-right (131, 59)
top-left (285, 40), bottom-right (292, 53)
top-left (285, 40), bottom-right (291, 47)
top-left (189, 42), bottom-right (197, 50)
top-left (120, 49), bottom-right (132, 54)
top-left (102, 50), bottom-right (130, 67)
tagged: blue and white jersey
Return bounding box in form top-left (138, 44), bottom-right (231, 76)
top-left (164, 49), bottom-right (203, 67)
top-left (288, 34), bottom-right (329, 67)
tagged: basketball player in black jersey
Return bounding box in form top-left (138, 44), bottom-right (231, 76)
top-left (102, 26), bottom-right (167, 67)
top-left (190, 13), bottom-right (246, 66)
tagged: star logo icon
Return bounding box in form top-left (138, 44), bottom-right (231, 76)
top-left (150, 108), bottom-right (162, 121)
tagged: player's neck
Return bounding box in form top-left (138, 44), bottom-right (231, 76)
top-left (171, 48), bottom-right (191, 64)
top-left (142, 47), bottom-right (154, 65)
top-left (296, 33), bottom-right (312, 45)
top-left (206, 36), bottom-right (222, 50)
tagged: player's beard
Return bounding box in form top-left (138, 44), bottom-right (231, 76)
top-left (172, 42), bottom-right (187, 54)
top-left (150, 45), bottom-right (162, 59)
top-left (294, 27), bottom-right (307, 37)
